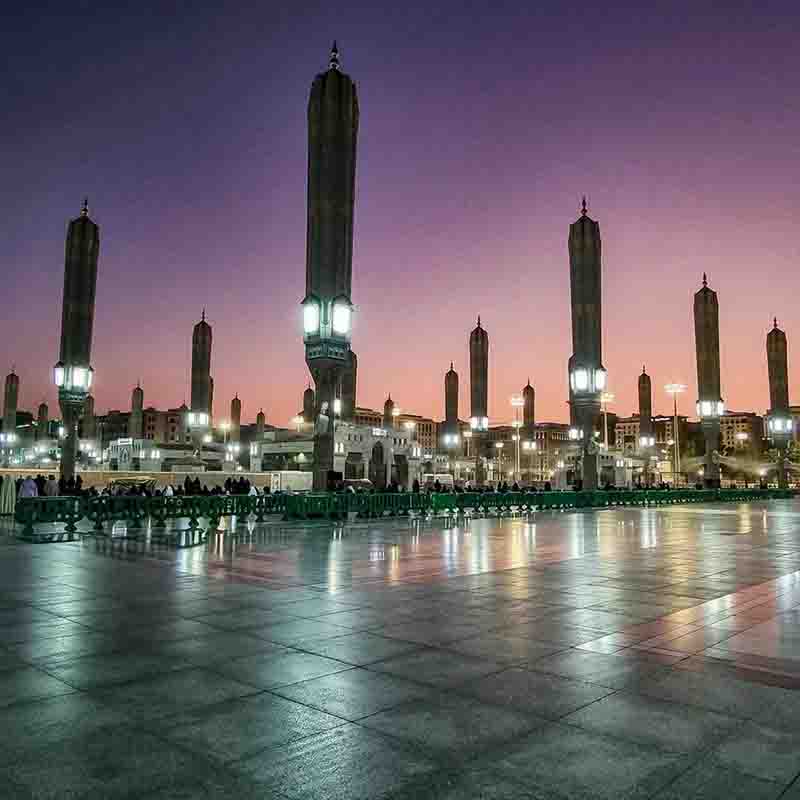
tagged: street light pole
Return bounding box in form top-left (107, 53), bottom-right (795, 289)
top-left (665, 383), bottom-right (687, 485)
top-left (510, 395), bottom-right (524, 483)
top-left (494, 441), bottom-right (504, 485)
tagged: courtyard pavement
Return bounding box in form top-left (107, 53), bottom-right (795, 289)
top-left (1, 500), bottom-right (800, 798)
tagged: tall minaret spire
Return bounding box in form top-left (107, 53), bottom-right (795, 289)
top-left (305, 40), bottom-right (359, 489)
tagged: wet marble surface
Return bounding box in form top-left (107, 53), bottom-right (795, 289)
top-left (1, 500), bottom-right (800, 797)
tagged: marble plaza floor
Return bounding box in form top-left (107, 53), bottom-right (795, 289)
top-left (2, 502), bottom-right (800, 798)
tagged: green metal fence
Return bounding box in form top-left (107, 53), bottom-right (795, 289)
top-left (13, 487), bottom-right (794, 542)
top-left (14, 493), bottom-right (288, 543)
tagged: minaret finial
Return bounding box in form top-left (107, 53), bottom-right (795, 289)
top-left (702, 272), bottom-right (707, 288)
top-left (527, 377), bottom-right (531, 387)
top-left (201, 308), bottom-right (206, 322)
top-left (450, 361), bottom-right (454, 371)
top-left (774, 317), bottom-right (778, 329)
top-left (477, 315), bottom-right (481, 328)
top-left (329, 40), bottom-right (340, 70)
top-left (81, 197), bottom-right (89, 217)
top-left (581, 196), bottom-right (587, 217)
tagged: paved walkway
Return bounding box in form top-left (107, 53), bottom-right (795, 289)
top-left (1, 501), bottom-right (800, 798)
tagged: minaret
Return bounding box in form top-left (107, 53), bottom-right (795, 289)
top-left (444, 362), bottom-right (459, 434)
top-left (55, 199), bottom-right (99, 480)
top-left (470, 317), bottom-right (489, 426)
top-left (693, 273), bottom-right (723, 487)
top-left (767, 319), bottom-right (789, 414)
top-left (637, 366), bottom-right (653, 485)
top-left (568, 197), bottom-right (606, 490)
top-left (470, 317), bottom-right (489, 484)
top-left (303, 42), bottom-right (359, 490)
top-left (2, 370), bottom-right (19, 440)
top-left (767, 318), bottom-right (791, 488)
top-left (383, 395), bottom-right (395, 428)
top-left (522, 379), bottom-right (535, 435)
top-left (82, 395), bottom-right (96, 441)
top-left (130, 383), bottom-right (144, 439)
top-left (37, 401), bottom-right (49, 442)
top-left (340, 351), bottom-right (358, 421)
top-left (256, 408), bottom-right (266, 438)
top-left (191, 311), bottom-right (212, 416)
top-left (638, 367), bottom-right (652, 438)
top-left (303, 385), bottom-right (316, 423)
top-left (230, 394), bottom-right (241, 442)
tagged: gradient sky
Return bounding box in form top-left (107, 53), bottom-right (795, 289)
top-left (3, 1), bottom-right (799, 428)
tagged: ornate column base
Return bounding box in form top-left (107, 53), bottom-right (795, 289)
top-left (702, 419), bottom-right (721, 488)
top-left (58, 401), bottom-right (81, 482)
top-left (309, 363), bottom-right (341, 492)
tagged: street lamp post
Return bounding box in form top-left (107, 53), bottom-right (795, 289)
top-left (510, 395), bottom-right (524, 483)
top-left (664, 383), bottom-right (687, 485)
top-left (494, 441), bottom-right (504, 484)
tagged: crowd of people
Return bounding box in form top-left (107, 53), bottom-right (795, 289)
top-left (16, 474), bottom-right (76, 498)
top-left (8, 473), bottom-right (265, 499)
top-left (3, 473), bottom-right (722, 505)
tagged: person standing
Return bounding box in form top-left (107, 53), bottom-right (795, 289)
top-left (18, 476), bottom-right (38, 499)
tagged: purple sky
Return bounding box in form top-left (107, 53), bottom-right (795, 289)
top-left (2, 1), bottom-right (799, 427)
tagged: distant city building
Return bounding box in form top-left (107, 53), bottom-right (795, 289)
top-left (396, 412), bottom-right (437, 454)
top-left (720, 411), bottom-right (762, 455)
top-left (250, 422), bottom-right (422, 490)
top-left (354, 406), bottom-right (382, 427)
top-left (615, 414), bottom-right (689, 457)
